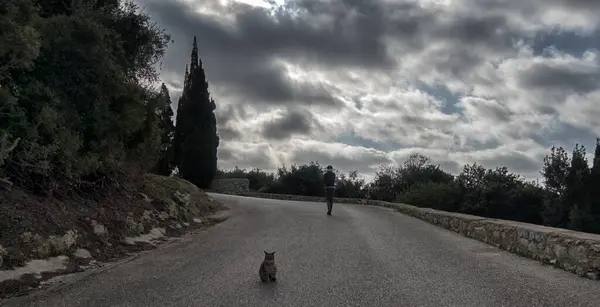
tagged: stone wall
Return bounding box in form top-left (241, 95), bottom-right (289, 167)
top-left (210, 178), bottom-right (249, 194)
top-left (391, 202), bottom-right (600, 280)
top-left (233, 191), bottom-right (600, 280)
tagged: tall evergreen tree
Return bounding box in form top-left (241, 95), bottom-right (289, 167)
top-left (173, 64), bottom-right (189, 170)
top-left (173, 37), bottom-right (219, 188)
top-left (153, 83), bottom-right (175, 176)
top-left (565, 144), bottom-right (592, 231)
top-left (541, 146), bottom-right (570, 227)
top-left (588, 138), bottom-right (600, 232)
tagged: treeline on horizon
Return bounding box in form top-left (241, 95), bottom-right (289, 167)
top-left (216, 140), bottom-right (600, 234)
top-left (0, 0), bottom-right (218, 195)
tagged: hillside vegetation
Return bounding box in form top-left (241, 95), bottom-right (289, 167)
top-left (0, 0), bottom-right (225, 297)
top-left (217, 140), bottom-right (600, 234)
top-left (1, 0), bottom-right (175, 191)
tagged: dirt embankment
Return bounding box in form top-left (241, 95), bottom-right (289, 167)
top-left (0, 174), bottom-right (229, 299)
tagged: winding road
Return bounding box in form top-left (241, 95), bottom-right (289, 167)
top-left (2, 193), bottom-right (599, 307)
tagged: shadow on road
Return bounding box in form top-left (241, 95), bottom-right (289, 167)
top-left (256, 279), bottom-right (279, 299)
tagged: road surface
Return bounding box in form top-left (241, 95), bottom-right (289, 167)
top-left (2, 193), bottom-right (599, 307)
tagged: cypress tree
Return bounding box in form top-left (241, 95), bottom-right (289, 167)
top-left (541, 146), bottom-right (569, 227)
top-left (588, 138), bottom-right (600, 232)
top-left (565, 144), bottom-right (592, 231)
top-left (173, 36), bottom-right (219, 188)
top-left (173, 64), bottom-right (189, 170)
top-left (153, 83), bottom-right (175, 176)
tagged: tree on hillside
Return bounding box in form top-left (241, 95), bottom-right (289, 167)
top-left (260, 162), bottom-right (325, 196)
top-left (173, 37), bottom-right (219, 188)
top-left (588, 138), bottom-right (600, 233)
top-left (246, 167), bottom-right (275, 191)
top-left (34, 0), bottom-right (120, 17)
top-left (370, 164), bottom-right (397, 201)
top-left (565, 144), bottom-right (592, 231)
top-left (0, 0), bottom-right (40, 174)
top-left (480, 166), bottom-right (522, 219)
top-left (335, 170), bottom-right (366, 198)
top-left (396, 153), bottom-right (454, 193)
top-left (0, 0), bottom-right (40, 81)
top-left (368, 154), bottom-right (454, 201)
top-left (0, 0), bottom-right (171, 193)
top-left (511, 181), bottom-right (545, 225)
top-left (153, 83), bottom-right (175, 176)
top-left (215, 166), bottom-right (248, 179)
top-left (398, 181), bottom-right (461, 212)
top-left (456, 163), bottom-right (487, 216)
top-left (541, 146), bottom-right (570, 227)
top-left (173, 65), bottom-right (188, 168)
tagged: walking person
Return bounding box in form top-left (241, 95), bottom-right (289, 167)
top-left (323, 165), bottom-right (336, 215)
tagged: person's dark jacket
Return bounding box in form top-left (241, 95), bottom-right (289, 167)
top-left (324, 170), bottom-right (336, 188)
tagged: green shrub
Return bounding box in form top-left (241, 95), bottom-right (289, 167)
top-left (0, 0), bottom-right (171, 194)
top-left (398, 181), bottom-right (461, 212)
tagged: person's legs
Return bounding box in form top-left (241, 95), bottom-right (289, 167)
top-left (325, 188), bottom-right (334, 215)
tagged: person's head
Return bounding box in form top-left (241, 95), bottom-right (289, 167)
top-left (326, 165), bottom-right (333, 171)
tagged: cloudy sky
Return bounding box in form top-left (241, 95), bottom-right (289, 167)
top-left (136, 0), bottom-right (600, 182)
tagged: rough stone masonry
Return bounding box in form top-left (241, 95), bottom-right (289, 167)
top-left (210, 178), bottom-right (249, 194)
top-left (391, 203), bottom-right (600, 280)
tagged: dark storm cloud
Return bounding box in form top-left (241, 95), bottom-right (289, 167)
top-left (475, 150), bottom-right (542, 174)
top-left (140, 0), bottom-right (531, 107)
top-left (461, 98), bottom-right (512, 124)
top-left (291, 145), bottom-right (393, 176)
top-left (241, 0), bottom-right (394, 68)
top-left (546, 0), bottom-right (600, 10)
top-left (218, 142), bottom-right (280, 170)
top-left (262, 109), bottom-right (315, 140)
top-left (433, 14), bottom-right (515, 49)
top-left (478, 103), bottom-right (511, 123)
top-left (217, 146), bottom-right (235, 161)
top-left (518, 62), bottom-right (600, 94)
top-left (216, 104), bottom-right (242, 140)
top-left (238, 63), bottom-right (338, 105)
top-left (463, 0), bottom-right (600, 15)
top-left (438, 160), bottom-right (462, 175)
top-left (137, 0), bottom-right (600, 185)
top-left (140, 0), bottom-right (600, 110)
top-left (218, 126), bottom-right (242, 141)
top-left (140, 0), bottom-right (396, 107)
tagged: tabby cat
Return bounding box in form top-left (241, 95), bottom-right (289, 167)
top-left (259, 251), bottom-right (277, 282)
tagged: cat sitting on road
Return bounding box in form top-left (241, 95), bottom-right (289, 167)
top-left (259, 251), bottom-right (277, 282)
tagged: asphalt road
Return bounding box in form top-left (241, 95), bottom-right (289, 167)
top-left (2, 193), bottom-right (600, 307)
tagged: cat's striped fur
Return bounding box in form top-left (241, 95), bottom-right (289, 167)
top-left (259, 251), bottom-right (277, 282)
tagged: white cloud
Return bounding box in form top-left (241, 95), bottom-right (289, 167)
top-left (142, 0), bottom-right (600, 182)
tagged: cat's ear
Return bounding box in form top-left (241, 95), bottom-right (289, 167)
top-left (264, 251), bottom-right (267, 255)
